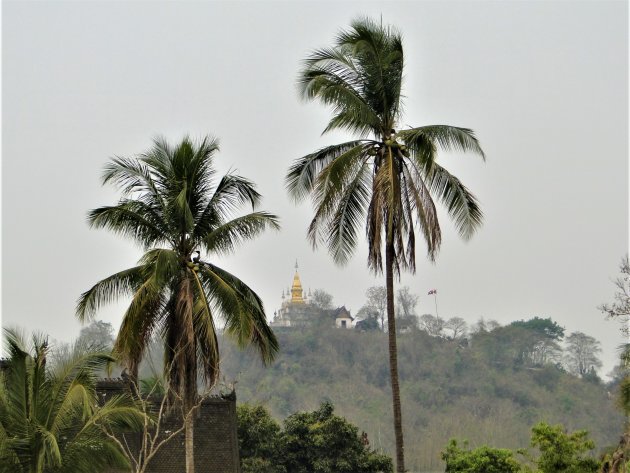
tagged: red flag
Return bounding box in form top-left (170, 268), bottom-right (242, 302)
top-left (428, 289), bottom-right (437, 295)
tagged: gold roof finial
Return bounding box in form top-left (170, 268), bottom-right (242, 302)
top-left (290, 260), bottom-right (305, 304)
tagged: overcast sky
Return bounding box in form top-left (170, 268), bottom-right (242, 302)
top-left (2, 1), bottom-right (628, 376)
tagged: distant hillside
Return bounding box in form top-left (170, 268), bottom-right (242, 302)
top-left (219, 323), bottom-right (623, 472)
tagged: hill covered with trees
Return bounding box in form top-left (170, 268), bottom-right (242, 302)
top-left (219, 319), bottom-right (623, 472)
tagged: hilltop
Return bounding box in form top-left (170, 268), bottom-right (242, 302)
top-left (219, 322), bottom-right (623, 472)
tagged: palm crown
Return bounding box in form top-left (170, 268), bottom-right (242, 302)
top-left (76, 136), bottom-right (280, 406)
top-left (287, 18), bottom-right (485, 273)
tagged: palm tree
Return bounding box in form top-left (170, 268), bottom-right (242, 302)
top-left (76, 136), bottom-right (280, 473)
top-left (0, 328), bottom-right (144, 473)
top-left (286, 18), bottom-right (485, 472)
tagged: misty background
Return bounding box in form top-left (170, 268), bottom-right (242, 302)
top-left (2, 1), bottom-right (628, 376)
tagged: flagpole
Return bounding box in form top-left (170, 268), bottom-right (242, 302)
top-left (433, 293), bottom-right (439, 320)
top-left (427, 289), bottom-right (439, 320)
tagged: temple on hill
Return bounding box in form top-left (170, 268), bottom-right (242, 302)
top-left (270, 262), bottom-right (353, 329)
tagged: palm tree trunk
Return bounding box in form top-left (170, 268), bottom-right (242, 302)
top-left (385, 235), bottom-right (405, 473)
top-left (176, 276), bottom-right (197, 473)
top-left (185, 411), bottom-right (195, 473)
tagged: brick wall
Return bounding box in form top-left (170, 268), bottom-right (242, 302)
top-left (98, 379), bottom-right (240, 473)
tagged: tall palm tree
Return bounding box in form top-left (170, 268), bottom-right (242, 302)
top-left (0, 328), bottom-right (144, 473)
top-left (76, 136), bottom-right (280, 473)
top-left (286, 18), bottom-right (485, 472)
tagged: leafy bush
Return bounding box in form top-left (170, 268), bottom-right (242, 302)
top-left (237, 404), bottom-right (285, 473)
top-left (441, 439), bottom-right (523, 473)
top-left (237, 402), bottom-right (392, 473)
top-left (530, 422), bottom-right (599, 473)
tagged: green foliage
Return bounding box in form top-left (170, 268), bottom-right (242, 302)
top-left (475, 319), bottom-right (563, 369)
top-left (237, 404), bottom-right (285, 473)
top-left (441, 439), bottom-right (523, 473)
top-left (510, 317), bottom-right (565, 341)
top-left (237, 402), bottom-right (392, 473)
top-left (282, 402), bottom-right (392, 473)
top-left (442, 423), bottom-right (601, 473)
top-left (0, 328), bottom-right (144, 473)
top-left (355, 314), bottom-right (381, 332)
top-left (531, 365), bottom-right (563, 391)
top-left (530, 422), bottom-right (599, 473)
top-left (396, 314), bottom-right (418, 332)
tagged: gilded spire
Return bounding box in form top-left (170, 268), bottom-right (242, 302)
top-left (290, 260), bottom-right (305, 304)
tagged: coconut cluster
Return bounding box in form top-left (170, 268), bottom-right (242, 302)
top-left (368, 138), bottom-right (410, 158)
top-left (187, 261), bottom-right (200, 272)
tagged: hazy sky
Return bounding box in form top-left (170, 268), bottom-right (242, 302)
top-left (2, 1), bottom-right (628, 375)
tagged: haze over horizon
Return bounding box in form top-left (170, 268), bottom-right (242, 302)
top-left (2, 1), bottom-right (628, 376)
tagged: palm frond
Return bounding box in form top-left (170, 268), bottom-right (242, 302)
top-left (300, 47), bottom-right (381, 136)
top-left (337, 17), bottom-right (405, 127)
top-left (366, 185), bottom-right (385, 273)
top-left (199, 263), bottom-right (278, 365)
top-left (40, 425), bottom-right (62, 468)
top-left (174, 183), bottom-right (195, 234)
top-left (88, 201), bottom-right (168, 249)
top-left (367, 148), bottom-right (406, 274)
top-left (193, 173), bottom-right (262, 239)
top-left (76, 266), bottom-right (145, 323)
top-left (190, 269), bottom-right (220, 385)
top-left (300, 47), bottom-right (362, 98)
top-left (424, 163), bottom-right (483, 240)
top-left (80, 394), bottom-right (145, 433)
top-left (203, 212), bottom-right (280, 256)
top-left (314, 161), bottom-right (371, 265)
top-left (114, 291), bottom-right (165, 376)
top-left (102, 157), bottom-right (165, 208)
top-left (401, 163), bottom-right (441, 260)
top-left (112, 250), bottom-right (179, 372)
top-left (306, 144), bottom-right (370, 248)
top-left (399, 125), bottom-right (486, 163)
top-left (47, 349), bottom-right (114, 435)
top-left (299, 17), bottom-right (405, 136)
top-left (54, 437), bottom-right (129, 473)
top-left (286, 140), bottom-right (366, 202)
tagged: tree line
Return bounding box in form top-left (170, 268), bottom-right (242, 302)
top-left (316, 282), bottom-right (605, 380)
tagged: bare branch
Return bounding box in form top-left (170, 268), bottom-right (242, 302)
top-left (96, 354), bottom-right (218, 473)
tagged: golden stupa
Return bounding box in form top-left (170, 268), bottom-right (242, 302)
top-left (290, 266), bottom-right (305, 304)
